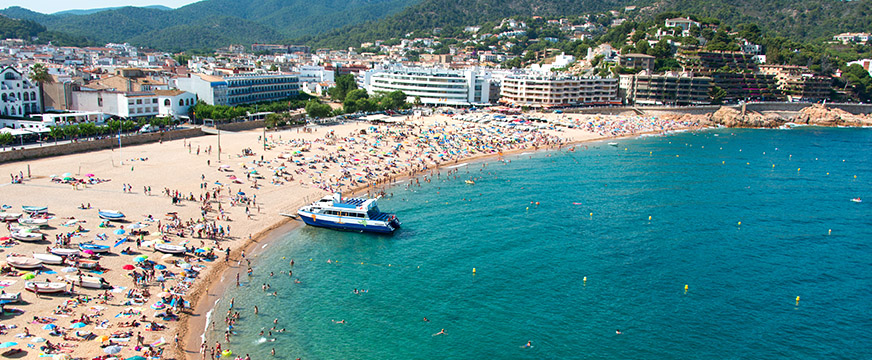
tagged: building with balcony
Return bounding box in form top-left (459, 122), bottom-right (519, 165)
top-left (358, 66), bottom-right (493, 106)
top-left (176, 72), bottom-right (299, 106)
top-left (618, 53), bottom-right (655, 72)
top-left (679, 50), bottom-right (758, 75)
top-left (620, 72), bottom-right (711, 105)
top-left (499, 74), bottom-right (619, 107)
top-left (758, 65), bottom-right (831, 101)
top-left (710, 72), bottom-right (783, 102)
top-left (1, 67), bottom-right (42, 117)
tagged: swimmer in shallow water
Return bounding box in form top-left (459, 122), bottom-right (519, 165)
top-left (433, 329), bottom-right (445, 336)
top-left (332, 319), bottom-right (346, 324)
top-left (523, 341), bottom-right (532, 348)
top-left (616, 329), bottom-right (622, 335)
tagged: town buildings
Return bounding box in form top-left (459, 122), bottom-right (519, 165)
top-left (499, 74), bottom-right (619, 107)
top-left (619, 72), bottom-right (711, 105)
top-left (358, 66), bottom-right (494, 106)
top-left (176, 72), bottom-right (299, 106)
top-left (1, 67), bottom-right (42, 117)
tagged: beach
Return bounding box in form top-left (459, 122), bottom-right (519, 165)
top-left (0, 112), bottom-right (699, 359)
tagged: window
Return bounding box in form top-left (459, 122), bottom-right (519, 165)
top-left (136, 99), bottom-right (142, 104)
top-left (179, 99), bottom-right (184, 106)
top-left (98, 97), bottom-right (103, 107)
top-left (164, 99), bottom-right (171, 106)
top-left (23, 93), bottom-right (28, 101)
top-left (31, 92), bottom-right (36, 101)
top-left (152, 98), bottom-right (158, 104)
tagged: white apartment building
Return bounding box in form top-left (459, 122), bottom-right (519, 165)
top-left (1, 67), bottom-right (41, 117)
top-left (155, 89), bottom-right (197, 119)
top-left (358, 66), bottom-right (493, 106)
top-left (176, 72), bottom-right (299, 106)
top-left (500, 74), bottom-right (620, 107)
top-left (71, 90), bottom-right (160, 118)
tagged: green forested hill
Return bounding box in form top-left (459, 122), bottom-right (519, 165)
top-left (0, 0), bottom-right (420, 50)
top-left (0, 14), bottom-right (92, 47)
top-left (304, 0), bottom-right (639, 48)
top-left (655, 0), bottom-right (872, 40)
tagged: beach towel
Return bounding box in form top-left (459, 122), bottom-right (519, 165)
top-left (0, 280), bottom-right (15, 288)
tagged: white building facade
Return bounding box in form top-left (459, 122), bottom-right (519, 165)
top-left (358, 66), bottom-right (493, 106)
top-left (176, 73), bottom-right (299, 106)
top-left (500, 74), bottom-right (620, 107)
top-left (1, 67), bottom-right (42, 117)
top-left (71, 90), bottom-right (160, 118)
top-left (155, 89), bottom-right (197, 119)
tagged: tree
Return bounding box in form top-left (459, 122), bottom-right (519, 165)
top-left (0, 133), bottom-right (12, 149)
top-left (49, 126), bottom-right (65, 145)
top-left (29, 63), bottom-right (52, 114)
top-left (264, 113), bottom-right (281, 129)
top-left (305, 100), bottom-right (332, 118)
top-left (710, 86), bottom-right (727, 104)
top-left (328, 74), bottom-right (358, 101)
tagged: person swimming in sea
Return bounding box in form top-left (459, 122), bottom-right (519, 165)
top-left (523, 341), bottom-right (532, 348)
top-left (332, 319), bottom-right (346, 324)
top-left (423, 317), bottom-right (429, 322)
top-left (433, 329), bottom-right (445, 336)
top-left (616, 329), bottom-right (622, 335)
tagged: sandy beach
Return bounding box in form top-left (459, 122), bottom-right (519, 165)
top-left (0, 112), bottom-right (698, 359)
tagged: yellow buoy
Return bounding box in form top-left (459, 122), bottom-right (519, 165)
top-left (590, 212), bottom-right (593, 217)
top-left (472, 268), bottom-right (476, 274)
top-left (797, 168), bottom-right (801, 172)
top-left (685, 284), bottom-right (688, 292)
top-left (854, 175), bottom-right (857, 179)
top-left (676, 155), bottom-right (680, 157)
top-left (722, 161), bottom-right (725, 164)
top-left (826, 172), bottom-right (829, 175)
top-left (746, 162), bottom-right (750, 165)
top-left (738, 221), bottom-right (742, 226)
top-left (583, 276), bottom-right (587, 282)
top-left (796, 296), bottom-right (800, 305)
top-left (828, 229), bottom-right (832, 235)
top-left (648, 215), bottom-right (652, 221)
top-left (772, 164), bottom-right (775, 168)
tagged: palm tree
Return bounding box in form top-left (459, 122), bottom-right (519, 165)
top-left (28, 63), bottom-right (53, 114)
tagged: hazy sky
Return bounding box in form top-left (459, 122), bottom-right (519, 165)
top-left (4, 0), bottom-right (201, 14)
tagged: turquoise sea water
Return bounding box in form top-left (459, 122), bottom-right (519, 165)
top-left (208, 127), bottom-right (872, 359)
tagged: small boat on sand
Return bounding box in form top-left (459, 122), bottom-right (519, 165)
top-left (79, 243), bottom-right (110, 254)
top-left (154, 243), bottom-right (186, 254)
top-left (6, 256), bottom-right (43, 269)
top-left (50, 248), bottom-right (80, 257)
top-left (33, 253), bottom-right (63, 265)
top-left (18, 218), bottom-right (48, 227)
top-left (65, 275), bottom-right (109, 289)
top-left (11, 230), bottom-right (44, 242)
top-left (75, 259), bottom-right (99, 269)
top-left (0, 292), bottom-right (21, 303)
top-left (0, 213), bottom-right (21, 221)
top-left (98, 210), bottom-right (125, 221)
top-left (21, 206), bottom-right (48, 214)
top-left (25, 281), bottom-right (66, 294)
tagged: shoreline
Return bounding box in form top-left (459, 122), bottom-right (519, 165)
top-left (178, 122), bottom-right (706, 359)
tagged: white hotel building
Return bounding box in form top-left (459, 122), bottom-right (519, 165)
top-left (500, 74), bottom-right (620, 107)
top-left (357, 66), bottom-right (493, 106)
top-left (1, 67), bottom-right (42, 117)
top-left (176, 73), bottom-right (299, 106)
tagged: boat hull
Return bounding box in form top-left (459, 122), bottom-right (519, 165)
top-left (298, 213), bottom-right (397, 234)
top-left (98, 211), bottom-right (125, 221)
top-left (65, 275), bottom-right (107, 289)
top-left (33, 253), bottom-right (63, 265)
top-left (154, 244), bottom-right (186, 254)
top-left (50, 248), bottom-right (80, 257)
top-left (7, 257), bottom-right (43, 269)
top-left (25, 282), bottom-right (66, 293)
top-left (11, 231), bottom-right (44, 242)
top-left (79, 244), bottom-right (110, 253)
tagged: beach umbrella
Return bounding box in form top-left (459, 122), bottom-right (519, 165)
top-left (0, 237), bottom-right (9, 241)
top-left (125, 356), bottom-right (146, 360)
top-left (83, 250), bottom-right (95, 255)
top-left (96, 335), bottom-right (110, 342)
top-left (194, 248), bottom-right (206, 253)
top-left (31, 337), bottom-right (46, 343)
top-left (42, 324), bottom-right (56, 330)
top-left (114, 229), bottom-right (126, 235)
top-left (151, 337), bottom-right (166, 347)
top-left (61, 173), bottom-right (72, 178)
top-left (20, 272), bottom-right (34, 280)
top-left (86, 174), bottom-right (95, 177)
top-left (237, 191), bottom-right (245, 196)
top-left (114, 238), bottom-right (127, 248)
top-left (122, 264), bottom-right (135, 270)
top-left (71, 322), bottom-right (86, 329)
top-left (104, 345), bottom-right (122, 354)
top-left (60, 267), bottom-right (77, 273)
top-left (0, 342), bottom-right (17, 348)
top-left (154, 264), bottom-right (166, 270)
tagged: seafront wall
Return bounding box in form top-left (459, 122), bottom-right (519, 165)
top-left (0, 128), bottom-right (205, 163)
